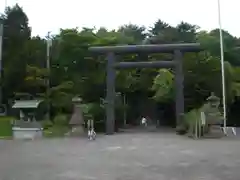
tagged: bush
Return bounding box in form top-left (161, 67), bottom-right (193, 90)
top-left (183, 108), bottom-right (203, 137)
top-left (43, 126), bottom-right (69, 137)
top-left (0, 116), bottom-right (14, 137)
top-left (80, 103), bottom-right (105, 131)
top-left (53, 114), bottom-right (69, 126)
top-left (43, 114), bottom-right (70, 137)
top-left (184, 109), bottom-right (201, 126)
top-left (41, 119), bottom-right (53, 129)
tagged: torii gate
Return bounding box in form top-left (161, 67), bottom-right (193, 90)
top-left (89, 43), bottom-right (203, 134)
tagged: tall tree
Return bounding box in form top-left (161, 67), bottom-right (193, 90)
top-left (118, 24), bottom-right (146, 43)
top-left (1, 4), bottom-right (31, 101)
top-left (176, 21), bottom-right (198, 42)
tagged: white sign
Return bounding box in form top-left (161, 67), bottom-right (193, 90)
top-left (200, 112), bottom-right (206, 125)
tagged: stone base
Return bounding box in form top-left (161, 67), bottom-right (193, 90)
top-left (12, 127), bottom-right (43, 140)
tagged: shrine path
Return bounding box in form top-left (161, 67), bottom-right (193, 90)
top-left (0, 131), bottom-right (240, 180)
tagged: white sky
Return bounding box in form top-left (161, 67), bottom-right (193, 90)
top-left (1, 0), bottom-right (239, 37)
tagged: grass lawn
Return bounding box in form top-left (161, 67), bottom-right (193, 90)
top-left (0, 116), bottom-right (14, 138)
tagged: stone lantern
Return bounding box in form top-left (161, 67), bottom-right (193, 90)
top-left (207, 92), bottom-right (220, 108)
top-left (204, 92), bottom-right (223, 137)
top-left (68, 96), bottom-right (85, 136)
top-left (205, 92), bottom-right (222, 124)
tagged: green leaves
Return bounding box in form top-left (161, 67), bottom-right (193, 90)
top-left (152, 69), bottom-right (174, 102)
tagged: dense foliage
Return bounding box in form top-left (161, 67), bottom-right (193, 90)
top-left (1, 4), bottom-right (240, 129)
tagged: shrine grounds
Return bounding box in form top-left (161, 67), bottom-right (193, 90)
top-left (1, 131), bottom-right (240, 180)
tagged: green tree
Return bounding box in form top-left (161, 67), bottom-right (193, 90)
top-left (118, 24), bottom-right (147, 43)
top-left (1, 4), bottom-right (31, 101)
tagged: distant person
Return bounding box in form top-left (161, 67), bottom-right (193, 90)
top-left (141, 117), bottom-right (147, 127)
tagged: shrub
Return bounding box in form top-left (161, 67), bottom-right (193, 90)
top-left (80, 103), bottom-right (105, 132)
top-left (183, 108), bottom-right (203, 137)
top-left (0, 116), bottom-right (14, 137)
top-left (41, 119), bottom-right (53, 129)
top-left (53, 114), bottom-right (69, 126)
top-left (43, 126), bottom-right (69, 137)
top-left (184, 109), bottom-right (201, 127)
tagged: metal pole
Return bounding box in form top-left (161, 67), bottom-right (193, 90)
top-left (217, 0), bottom-right (227, 129)
top-left (123, 93), bottom-right (126, 126)
top-left (46, 34), bottom-right (52, 120)
top-left (46, 40), bottom-right (51, 84)
top-left (0, 23), bottom-right (3, 104)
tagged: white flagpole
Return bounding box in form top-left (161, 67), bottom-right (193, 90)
top-left (217, 0), bottom-right (227, 129)
top-left (0, 24), bottom-right (3, 104)
top-left (46, 32), bottom-right (52, 120)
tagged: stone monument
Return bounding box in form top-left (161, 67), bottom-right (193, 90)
top-left (68, 96), bottom-right (85, 136)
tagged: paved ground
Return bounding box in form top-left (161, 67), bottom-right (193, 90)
top-left (1, 131), bottom-right (240, 180)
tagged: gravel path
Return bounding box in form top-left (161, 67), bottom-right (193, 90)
top-left (0, 132), bottom-right (240, 180)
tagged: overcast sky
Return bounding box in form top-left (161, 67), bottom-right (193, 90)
top-left (1, 0), bottom-right (239, 37)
